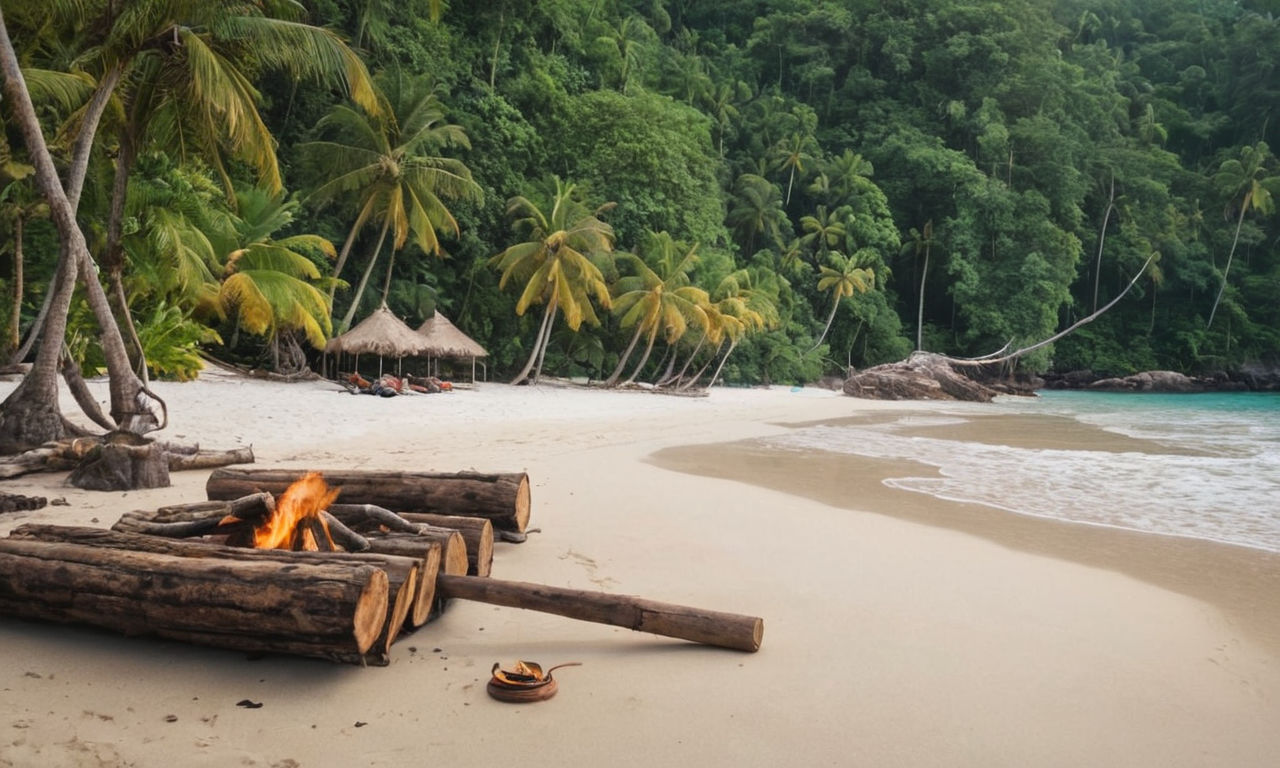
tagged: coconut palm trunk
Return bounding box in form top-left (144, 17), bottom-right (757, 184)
top-left (604, 323), bottom-right (646, 386)
top-left (623, 324), bottom-right (660, 385)
top-left (667, 333), bottom-right (706, 388)
top-left (511, 297), bottom-right (557, 385)
top-left (707, 338), bottom-right (740, 388)
top-left (1206, 201), bottom-right (1249, 330)
top-left (916, 243), bottom-right (929, 351)
top-left (810, 296), bottom-right (841, 352)
top-left (679, 338), bottom-right (724, 391)
top-left (7, 214), bottom-right (22, 354)
top-left (531, 303), bottom-right (560, 384)
top-left (339, 216), bottom-right (392, 333)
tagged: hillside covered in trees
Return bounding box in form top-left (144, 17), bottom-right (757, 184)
top-left (3, 0), bottom-right (1278, 393)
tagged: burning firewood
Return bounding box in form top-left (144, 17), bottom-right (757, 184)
top-left (206, 468), bottom-right (532, 533)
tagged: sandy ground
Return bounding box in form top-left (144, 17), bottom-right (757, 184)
top-left (0, 369), bottom-right (1277, 768)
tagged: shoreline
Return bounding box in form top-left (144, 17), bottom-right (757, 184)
top-left (2, 374), bottom-right (1279, 766)
top-left (648, 420), bottom-right (1280, 659)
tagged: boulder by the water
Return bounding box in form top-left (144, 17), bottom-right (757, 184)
top-left (1088, 370), bottom-right (1205, 393)
top-left (842, 352), bottom-right (1007, 402)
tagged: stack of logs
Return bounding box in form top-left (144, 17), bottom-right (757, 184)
top-left (0, 469), bottom-right (763, 664)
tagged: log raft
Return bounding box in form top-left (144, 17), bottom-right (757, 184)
top-left (0, 537), bottom-right (388, 664)
top-left (207, 468), bottom-right (531, 533)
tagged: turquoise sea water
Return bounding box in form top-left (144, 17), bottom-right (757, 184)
top-left (765, 390), bottom-right (1280, 554)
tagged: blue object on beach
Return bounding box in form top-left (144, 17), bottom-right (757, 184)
top-left (791, 386), bottom-right (802, 392)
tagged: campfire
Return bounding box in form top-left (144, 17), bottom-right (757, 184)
top-left (0, 468), bottom-right (764, 666)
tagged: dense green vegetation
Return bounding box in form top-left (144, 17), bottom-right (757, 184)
top-left (3, 0), bottom-right (1279, 390)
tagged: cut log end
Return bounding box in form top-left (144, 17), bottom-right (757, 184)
top-left (352, 567), bottom-right (389, 654)
top-left (514, 474), bottom-right (531, 533)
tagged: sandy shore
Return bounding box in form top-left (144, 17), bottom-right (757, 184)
top-left (1, 370), bottom-right (1277, 767)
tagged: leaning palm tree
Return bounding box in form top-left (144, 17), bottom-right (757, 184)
top-left (489, 177), bottom-right (615, 385)
top-left (216, 189), bottom-right (335, 371)
top-left (1207, 141), bottom-right (1278, 329)
top-left (305, 68), bottom-right (480, 333)
top-left (727, 173), bottom-right (789, 256)
top-left (604, 232), bottom-right (708, 387)
top-left (810, 250), bottom-right (875, 352)
top-left (681, 269), bottom-right (779, 391)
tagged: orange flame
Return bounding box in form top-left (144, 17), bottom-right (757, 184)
top-left (253, 472), bottom-right (341, 550)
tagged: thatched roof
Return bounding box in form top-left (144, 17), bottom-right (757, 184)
top-left (324, 304), bottom-right (430, 358)
top-left (416, 312), bottom-right (488, 358)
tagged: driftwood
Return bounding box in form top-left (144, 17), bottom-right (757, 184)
top-left (0, 492), bottom-right (47, 513)
top-left (207, 468), bottom-right (531, 532)
top-left (0, 537), bottom-right (388, 664)
top-left (0, 436), bottom-right (254, 483)
top-left (438, 575), bottom-right (763, 652)
top-left (8, 524), bottom-right (419, 659)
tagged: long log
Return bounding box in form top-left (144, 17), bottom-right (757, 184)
top-left (437, 575), bottom-right (763, 652)
top-left (8, 524), bottom-right (418, 656)
top-left (0, 538), bottom-right (388, 664)
top-left (397, 513), bottom-right (493, 578)
top-left (207, 468), bottom-right (531, 532)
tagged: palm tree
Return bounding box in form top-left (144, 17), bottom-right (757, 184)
top-left (216, 189), bottom-right (335, 370)
top-left (771, 131), bottom-right (817, 205)
top-left (1207, 141), bottom-right (1278, 329)
top-left (902, 220), bottom-right (934, 351)
top-left (799, 205), bottom-right (847, 261)
top-left (704, 270), bottom-right (780, 388)
top-left (306, 68), bottom-right (481, 333)
top-left (489, 178), bottom-right (615, 385)
top-left (826, 150), bottom-right (875, 207)
top-left (3, 0), bottom-right (377, 443)
top-left (700, 82), bottom-right (739, 156)
top-left (605, 232), bottom-right (708, 386)
top-left (597, 17), bottom-right (650, 95)
top-left (727, 174), bottom-right (789, 256)
top-left (0, 160), bottom-right (44, 359)
top-left (811, 250), bottom-right (875, 352)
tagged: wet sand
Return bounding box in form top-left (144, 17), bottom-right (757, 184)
top-left (649, 415), bottom-right (1280, 657)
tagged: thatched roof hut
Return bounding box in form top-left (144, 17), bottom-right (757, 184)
top-left (325, 304), bottom-right (429, 375)
top-left (416, 312), bottom-right (487, 381)
top-left (415, 312), bottom-right (488, 359)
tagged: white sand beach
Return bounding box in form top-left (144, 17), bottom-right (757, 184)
top-left (1, 370), bottom-right (1278, 767)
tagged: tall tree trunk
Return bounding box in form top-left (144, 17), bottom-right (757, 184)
top-left (707, 338), bottom-right (740, 388)
top-left (65, 62), bottom-right (123, 213)
top-left (339, 216), bottom-right (391, 334)
top-left (379, 242), bottom-right (399, 304)
top-left (668, 333), bottom-right (706, 387)
top-left (653, 345), bottom-right (677, 385)
top-left (679, 338), bottom-right (724, 391)
top-left (510, 299), bottom-right (555, 385)
top-left (328, 209), bottom-right (371, 305)
top-left (0, 12), bottom-right (95, 447)
top-left (1206, 201), bottom-right (1248, 330)
top-left (623, 324), bottom-right (659, 385)
top-left (8, 273), bottom-right (49, 365)
top-left (531, 303), bottom-right (559, 385)
top-left (604, 323), bottom-right (645, 386)
top-left (1092, 173), bottom-right (1116, 314)
top-left (7, 214), bottom-right (21, 354)
top-left (916, 243), bottom-right (929, 351)
top-left (489, 3), bottom-right (505, 90)
top-left (810, 295), bottom-right (840, 352)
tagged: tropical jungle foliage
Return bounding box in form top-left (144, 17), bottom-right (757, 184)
top-left (3, 0), bottom-right (1279, 392)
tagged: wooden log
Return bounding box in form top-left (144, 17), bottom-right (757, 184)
top-left (208, 468), bottom-right (532, 532)
top-left (0, 537), bottom-right (389, 663)
top-left (167, 446), bottom-right (255, 472)
top-left (437, 575), bottom-right (763, 652)
top-left (8, 524), bottom-right (418, 656)
top-left (361, 532), bottom-right (451, 627)
top-left (397, 513), bottom-right (493, 578)
top-left (329, 505), bottom-right (493, 578)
